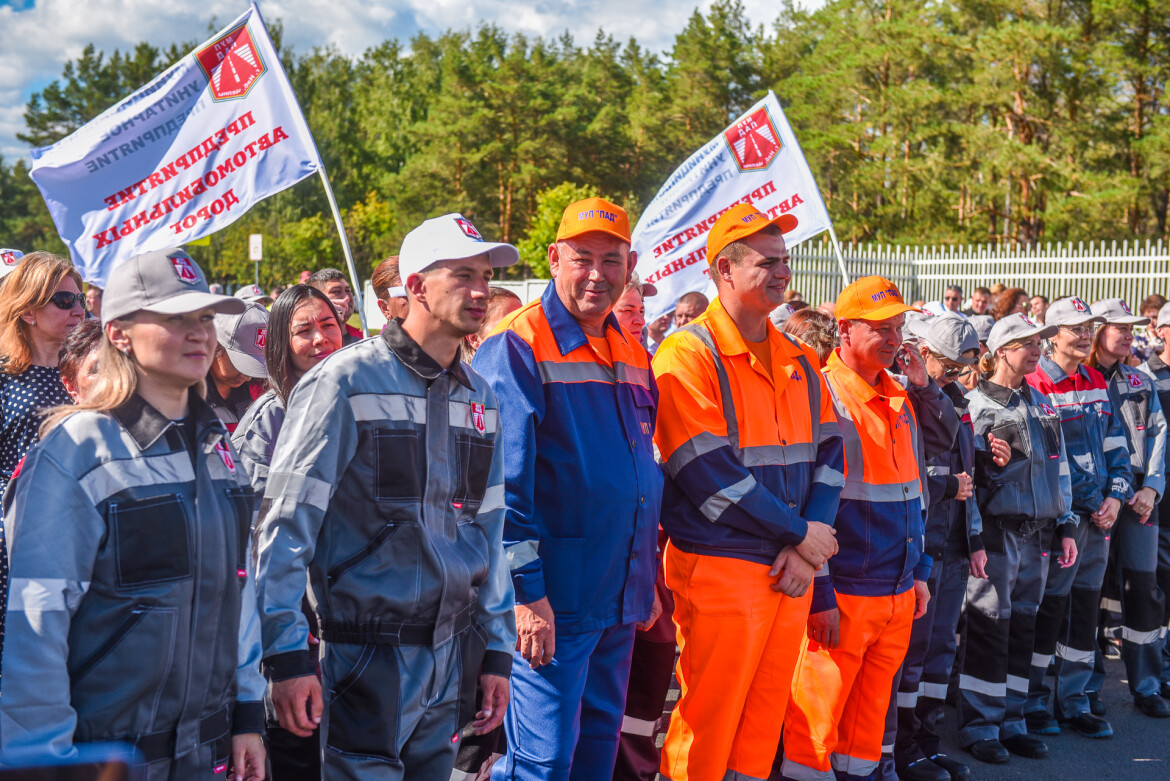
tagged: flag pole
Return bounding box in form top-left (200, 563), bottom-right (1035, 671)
top-left (316, 166), bottom-right (368, 336)
top-left (826, 223), bottom-right (851, 286)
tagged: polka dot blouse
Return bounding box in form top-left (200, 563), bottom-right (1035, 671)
top-left (0, 365), bottom-right (72, 493)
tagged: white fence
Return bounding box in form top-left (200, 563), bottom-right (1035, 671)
top-left (789, 239), bottom-right (1170, 308)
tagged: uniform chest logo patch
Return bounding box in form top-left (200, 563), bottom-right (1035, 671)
top-left (790, 368), bottom-right (802, 381)
top-left (1129, 373), bottom-right (1143, 388)
top-left (214, 441), bottom-right (236, 473)
top-left (1040, 402), bottom-right (1056, 416)
top-left (471, 401), bottom-right (487, 435)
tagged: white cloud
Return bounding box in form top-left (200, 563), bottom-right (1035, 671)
top-left (0, 0), bottom-right (822, 163)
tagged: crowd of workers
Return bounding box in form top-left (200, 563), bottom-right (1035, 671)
top-left (0, 196), bottom-right (1169, 781)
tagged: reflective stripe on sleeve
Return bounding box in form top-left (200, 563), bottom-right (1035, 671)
top-left (265, 472), bottom-right (333, 511)
top-left (698, 475), bottom-right (757, 522)
top-left (7, 578), bottom-right (90, 613)
top-left (478, 484), bottom-right (504, 514)
top-left (506, 540), bottom-right (540, 571)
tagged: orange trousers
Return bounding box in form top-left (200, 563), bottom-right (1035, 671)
top-left (659, 542), bottom-right (812, 781)
top-left (781, 590), bottom-right (915, 780)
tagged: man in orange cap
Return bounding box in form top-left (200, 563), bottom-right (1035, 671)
top-left (653, 203), bottom-right (843, 780)
top-left (474, 197), bottom-right (663, 780)
top-left (782, 276), bottom-right (951, 781)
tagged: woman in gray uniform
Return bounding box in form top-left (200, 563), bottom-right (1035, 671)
top-left (0, 248), bottom-right (266, 781)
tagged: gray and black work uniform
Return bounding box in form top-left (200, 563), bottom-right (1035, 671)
top-left (1140, 352), bottom-right (1170, 690)
top-left (255, 319), bottom-right (516, 780)
top-left (894, 380), bottom-right (980, 769)
top-left (0, 392), bottom-right (265, 778)
top-left (958, 379), bottom-right (1076, 748)
top-left (1024, 356), bottom-right (1133, 720)
top-left (1096, 357), bottom-right (1170, 700)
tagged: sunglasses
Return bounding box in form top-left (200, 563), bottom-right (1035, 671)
top-left (929, 350), bottom-right (972, 378)
top-left (49, 291), bottom-right (86, 310)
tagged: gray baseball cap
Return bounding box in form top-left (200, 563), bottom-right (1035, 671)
top-left (1044, 296), bottom-right (1102, 328)
top-left (1091, 298), bottom-right (1148, 326)
top-left (987, 312), bottom-right (1058, 354)
top-left (769, 303), bottom-right (796, 328)
top-left (969, 314), bottom-right (994, 343)
top-left (215, 302), bottom-right (269, 379)
top-left (234, 283), bottom-right (274, 306)
top-left (907, 311), bottom-right (980, 364)
top-left (1156, 302), bottom-right (1170, 329)
top-left (102, 248), bottom-right (245, 326)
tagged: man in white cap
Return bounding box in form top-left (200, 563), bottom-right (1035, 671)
top-left (235, 283), bottom-right (275, 307)
top-left (255, 213), bottom-right (518, 780)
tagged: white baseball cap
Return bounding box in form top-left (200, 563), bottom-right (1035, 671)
top-left (398, 213), bottom-right (518, 283)
top-left (234, 283), bottom-right (274, 306)
top-left (1091, 298), bottom-right (1148, 326)
top-left (1156, 302), bottom-right (1170, 329)
top-left (0, 248), bottom-right (25, 280)
top-left (987, 313), bottom-right (1058, 354)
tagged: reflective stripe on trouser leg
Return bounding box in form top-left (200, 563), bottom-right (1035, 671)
top-left (1053, 524), bottom-right (1111, 718)
top-left (781, 591), bottom-right (915, 781)
top-left (1027, 517), bottom-right (1087, 717)
top-left (959, 528), bottom-right (1046, 746)
top-left (913, 552), bottom-right (967, 759)
top-left (1112, 505), bottom-right (1166, 699)
top-left (614, 632), bottom-right (676, 781)
top-left (893, 569), bottom-right (940, 768)
top-left (660, 545), bottom-right (810, 781)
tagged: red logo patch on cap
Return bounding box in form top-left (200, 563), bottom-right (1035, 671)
top-left (471, 401), bottom-right (487, 435)
top-left (1129, 373), bottom-right (1144, 388)
top-left (1122, 301), bottom-right (1133, 314)
top-left (214, 442), bottom-right (236, 474)
top-left (170, 254), bottom-right (200, 284)
top-left (724, 106), bottom-right (782, 172)
top-left (1, 251), bottom-right (18, 267)
top-left (1022, 315), bottom-right (1037, 326)
top-left (456, 218), bottom-right (483, 240)
top-left (255, 327), bottom-right (267, 349)
top-left (195, 23), bottom-right (267, 102)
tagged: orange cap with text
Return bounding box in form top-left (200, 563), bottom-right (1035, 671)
top-left (835, 275), bottom-right (919, 321)
top-left (557, 197), bottom-right (631, 243)
top-left (706, 203), bottom-right (798, 266)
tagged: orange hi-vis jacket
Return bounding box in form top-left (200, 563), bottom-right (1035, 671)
top-left (819, 349), bottom-right (932, 613)
top-left (652, 296), bottom-right (845, 567)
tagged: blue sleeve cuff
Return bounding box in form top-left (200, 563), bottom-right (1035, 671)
top-left (512, 567), bottom-right (546, 606)
top-left (811, 577), bottom-right (837, 614)
top-left (914, 552), bottom-right (933, 582)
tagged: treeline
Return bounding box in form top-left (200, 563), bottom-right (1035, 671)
top-left (3, 0), bottom-right (1170, 286)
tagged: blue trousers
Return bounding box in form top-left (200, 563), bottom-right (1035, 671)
top-left (492, 623), bottom-right (636, 781)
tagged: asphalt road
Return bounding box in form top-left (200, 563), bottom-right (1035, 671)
top-left (655, 656), bottom-right (1170, 780)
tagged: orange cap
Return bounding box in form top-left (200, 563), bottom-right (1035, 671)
top-left (835, 275), bottom-right (919, 321)
top-left (706, 203), bottom-right (799, 266)
top-left (556, 197), bottom-right (631, 243)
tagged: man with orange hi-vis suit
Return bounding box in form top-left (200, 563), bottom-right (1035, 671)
top-left (653, 203), bottom-right (843, 781)
top-left (782, 276), bottom-right (945, 781)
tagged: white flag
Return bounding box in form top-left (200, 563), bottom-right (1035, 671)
top-left (634, 91), bottom-right (833, 322)
top-left (29, 3), bottom-right (321, 286)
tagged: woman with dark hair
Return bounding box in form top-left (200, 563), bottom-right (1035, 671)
top-left (232, 283), bottom-right (343, 780)
top-left (57, 318), bottom-right (103, 402)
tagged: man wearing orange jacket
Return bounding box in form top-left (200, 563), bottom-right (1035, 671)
top-left (782, 277), bottom-right (946, 781)
top-left (653, 203), bottom-right (843, 781)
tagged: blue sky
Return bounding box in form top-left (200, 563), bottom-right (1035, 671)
top-left (0, 0), bottom-right (822, 164)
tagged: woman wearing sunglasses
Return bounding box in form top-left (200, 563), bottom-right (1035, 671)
top-left (0, 248), bottom-right (266, 780)
top-left (0, 251), bottom-right (85, 495)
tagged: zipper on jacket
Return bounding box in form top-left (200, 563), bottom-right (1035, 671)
top-left (327, 523), bottom-right (399, 584)
top-left (73, 606), bottom-right (151, 679)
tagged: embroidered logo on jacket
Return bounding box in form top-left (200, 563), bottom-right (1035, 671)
top-left (471, 401), bottom-right (487, 435)
top-left (214, 441), bottom-right (236, 473)
top-left (1129, 373), bottom-right (1144, 388)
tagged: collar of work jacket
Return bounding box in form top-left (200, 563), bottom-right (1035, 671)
top-left (977, 376), bottom-right (1042, 408)
top-left (539, 280), bottom-right (626, 357)
top-left (1148, 351), bottom-right (1169, 374)
top-left (380, 317), bottom-right (473, 390)
top-left (701, 296), bottom-right (810, 392)
top-left (825, 348), bottom-right (910, 414)
top-left (111, 388), bottom-right (225, 451)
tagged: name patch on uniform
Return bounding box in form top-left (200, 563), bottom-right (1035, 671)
top-left (471, 401), bottom-right (487, 435)
top-left (214, 441), bottom-right (236, 474)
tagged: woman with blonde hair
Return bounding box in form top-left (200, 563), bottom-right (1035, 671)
top-left (1, 248), bottom-right (267, 780)
top-left (0, 251), bottom-right (84, 493)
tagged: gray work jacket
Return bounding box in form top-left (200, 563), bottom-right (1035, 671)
top-left (1102, 361), bottom-right (1168, 500)
top-left (255, 320), bottom-right (516, 681)
top-left (0, 392), bottom-right (264, 761)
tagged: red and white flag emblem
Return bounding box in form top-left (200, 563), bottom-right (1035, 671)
top-left (724, 107), bottom-right (782, 171)
top-left (1041, 403), bottom-right (1056, 416)
top-left (255, 327), bottom-right (267, 349)
top-left (1071, 298), bottom-right (1087, 312)
top-left (456, 217), bottom-right (483, 240)
top-left (214, 442), bottom-right (236, 473)
top-left (1, 251), bottom-right (18, 267)
top-left (1129, 373), bottom-right (1144, 388)
top-left (196, 24), bottom-right (267, 102)
top-left (471, 402), bottom-right (487, 435)
top-left (1122, 301), bottom-right (1133, 314)
top-left (170, 253), bottom-right (200, 284)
